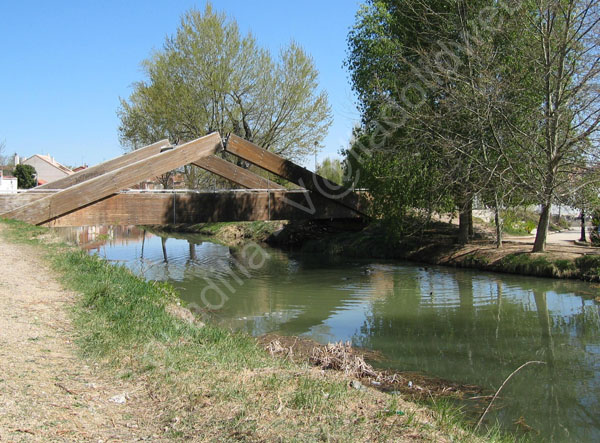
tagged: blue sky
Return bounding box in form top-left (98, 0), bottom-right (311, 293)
top-left (0, 0), bottom-right (361, 169)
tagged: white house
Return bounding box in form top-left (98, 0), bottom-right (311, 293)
top-left (0, 170), bottom-right (18, 193)
top-left (20, 154), bottom-right (73, 185)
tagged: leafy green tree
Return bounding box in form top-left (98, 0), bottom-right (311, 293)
top-left (12, 164), bottom-right (36, 189)
top-left (344, 1), bottom-right (462, 236)
top-left (590, 208), bottom-right (600, 245)
top-left (345, 0), bottom-right (535, 241)
top-left (118, 4), bottom-right (332, 163)
top-left (344, 129), bottom-right (454, 236)
top-left (316, 157), bottom-right (344, 185)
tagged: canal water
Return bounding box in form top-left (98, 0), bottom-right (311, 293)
top-left (57, 226), bottom-right (600, 442)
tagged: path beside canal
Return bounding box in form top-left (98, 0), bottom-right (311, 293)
top-left (0, 225), bottom-right (159, 441)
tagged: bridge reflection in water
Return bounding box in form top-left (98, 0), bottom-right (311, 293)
top-left (55, 225), bottom-right (600, 442)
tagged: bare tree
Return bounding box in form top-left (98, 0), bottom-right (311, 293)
top-left (156, 172), bottom-right (174, 190)
top-left (0, 139), bottom-right (6, 166)
top-left (409, 0), bottom-right (600, 250)
top-left (525, 0), bottom-right (600, 252)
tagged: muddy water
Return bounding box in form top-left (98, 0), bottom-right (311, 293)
top-left (57, 226), bottom-right (600, 442)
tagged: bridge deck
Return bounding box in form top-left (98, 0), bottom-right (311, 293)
top-left (0, 190), bottom-right (364, 227)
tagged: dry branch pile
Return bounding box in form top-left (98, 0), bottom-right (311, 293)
top-left (266, 338), bottom-right (401, 384)
top-left (263, 336), bottom-right (482, 401)
top-left (309, 341), bottom-right (401, 384)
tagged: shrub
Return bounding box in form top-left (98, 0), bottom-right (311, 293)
top-left (12, 164), bottom-right (37, 189)
top-left (575, 255), bottom-right (600, 280)
top-left (590, 209), bottom-right (600, 246)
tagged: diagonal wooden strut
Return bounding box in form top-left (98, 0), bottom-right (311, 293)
top-left (36, 139), bottom-right (171, 190)
top-left (224, 134), bottom-right (366, 216)
top-left (192, 156), bottom-right (285, 190)
top-left (2, 133), bottom-right (222, 225)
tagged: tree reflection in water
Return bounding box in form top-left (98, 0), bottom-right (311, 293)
top-left (356, 270), bottom-right (600, 441)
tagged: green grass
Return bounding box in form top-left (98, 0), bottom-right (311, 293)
top-left (500, 254), bottom-right (554, 276)
top-left (422, 397), bottom-right (530, 443)
top-left (502, 223), bottom-right (535, 236)
top-left (493, 208), bottom-right (571, 236)
top-left (0, 219), bottom-right (518, 441)
top-left (187, 221), bottom-right (282, 241)
top-left (496, 252), bottom-right (600, 280)
top-left (54, 249), bottom-right (265, 365)
top-left (499, 209), bottom-right (539, 235)
top-left (289, 377), bottom-right (347, 412)
top-left (462, 254), bottom-right (491, 267)
top-left (1, 217), bottom-right (49, 244)
top-left (575, 255), bottom-right (600, 280)
top-left (191, 221), bottom-right (232, 234)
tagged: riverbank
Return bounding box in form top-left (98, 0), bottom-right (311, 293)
top-left (151, 220), bottom-right (286, 245)
top-left (0, 220), bottom-right (508, 442)
top-left (297, 223), bottom-right (600, 282)
top-left (171, 220), bottom-right (600, 282)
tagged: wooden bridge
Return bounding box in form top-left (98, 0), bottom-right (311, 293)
top-left (0, 133), bottom-right (367, 227)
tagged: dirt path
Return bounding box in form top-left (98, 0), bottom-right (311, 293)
top-left (0, 226), bottom-right (160, 442)
top-left (504, 227), bottom-right (585, 246)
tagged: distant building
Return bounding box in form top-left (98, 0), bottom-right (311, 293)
top-left (0, 170), bottom-right (18, 193)
top-left (133, 178), bottom-right (162, 190)
top-left (19, 154), bottom-right (73, 184)
top-left (131, 173), bottom-right (186, 190)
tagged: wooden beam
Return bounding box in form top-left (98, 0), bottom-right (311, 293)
top-left (42, 190), bottom-right (361, 227)
top-left (36, 139), bottom-right (171, 189)
top-left (0, 192), bottom-right (54, 213)
top-left (192, 155), bottom-right (285, 190)
top-left (2, 133), bottom-right (222, 225)
top-left (225, 135), bottom-right (367, 216)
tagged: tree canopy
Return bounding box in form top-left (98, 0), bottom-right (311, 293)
top-left (118, 4), bottom-right (332, 163)
top-left (345, 0), bottom-right (600, 250)
top-left (316, 157), bottom-right (344, 185)
top-left (13, 164), bottom-right (37, 189)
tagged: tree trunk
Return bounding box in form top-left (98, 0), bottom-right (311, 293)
top-left (495, 206), bottom-right (503, 248)
top-left (580, 209), bottom-right (587, 242)
top-left (457, 195), bottom-right (473, 244)
top-left (533, 202), bottom-right (551, 252)
top-left (468, 199), bottom-right (474, 239)
top-left (458, 207), bottom-right (470, 244)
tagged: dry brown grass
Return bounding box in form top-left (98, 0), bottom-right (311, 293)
top-left (0, 224), bottom-right (164, 441)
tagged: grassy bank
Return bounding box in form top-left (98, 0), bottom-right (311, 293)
top-left (150, 220), bottom-right (284, 245)
top-left (293, 221), bottom-right (600, 282)
top-left (0, 219), bottom-right (513, 442)
top-left (154, 219), bottom-right (600, 281)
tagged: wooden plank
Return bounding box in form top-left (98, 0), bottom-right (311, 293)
top-left (0, 192), bottom-right (55, 212)
top-left (43, 190), bottom-right (362, 227)
top-left (2, 133), bottom-right (222, 225)
top-left (36, 139), bottom-right (171, 189)
top-left (192, 155), bottom-right (285, 190)
top-left (225, 135), bottom-right (367, 216)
